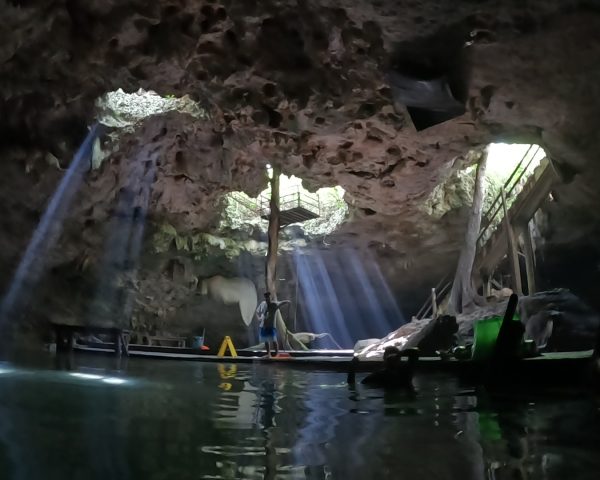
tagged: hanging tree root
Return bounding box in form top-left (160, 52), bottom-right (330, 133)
top-left (275, 310), bottom-right (309, 350)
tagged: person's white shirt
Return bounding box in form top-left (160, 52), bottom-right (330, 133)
top-left (256, 300), bottom-right (268, 327)
top-left (256, 300), bottom-right (290, 327)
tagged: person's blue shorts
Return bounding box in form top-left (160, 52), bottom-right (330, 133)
top-left (259, 326), bottom-right (277, 343)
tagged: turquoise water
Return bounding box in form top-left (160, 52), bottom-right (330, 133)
top-left (1, 355), bottom-right (599, 479)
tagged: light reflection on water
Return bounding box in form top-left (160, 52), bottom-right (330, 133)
top-left (0, 357), bottom-right (599, 480)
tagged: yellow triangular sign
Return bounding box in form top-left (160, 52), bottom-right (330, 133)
top-left (217, 336), bottom-right (238, 357)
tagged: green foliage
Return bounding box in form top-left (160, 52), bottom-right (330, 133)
top-left (151, 222), bottom-right (245, 260)
top-left (219, 193), bottom-right (263, 232)
top-left (302, 187), bottom-right (348, 236)
top-left (152, 223), bottom-right (178, 253)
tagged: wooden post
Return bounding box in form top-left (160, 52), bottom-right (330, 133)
top-left (431, 288), bottom-right (438, 318)
top-left (67, 330), bottom-right (74, 354)
top-left (265, 166), bottom-right (281, 299)
top-left (492, 293), bottom-right (522, 361)
top-left (482, 271), bottom-right (491, 298)
top-left (501, 189), bottom-right (522, 295)
top-left (113, 329), bottom-right (121, 356)
top-left (521, 221), bottom-right (537, 295)
top-left (56, 326), bottom-right (69, 354)
top-left (265, 165), bottom-right (291, 349)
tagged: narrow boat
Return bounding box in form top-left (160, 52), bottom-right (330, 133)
top-left (70, 338), bottom-right (362, 371)
top-left (69, 336), bottom-right (599, 387)
top-left (54, 294), bottom-right (600, 387)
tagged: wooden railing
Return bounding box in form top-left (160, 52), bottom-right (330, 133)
top-left (477, 145), bottom-right (541, 248)
top-left (413, 145), bottom-right (544, 319)
top-left (414, 275), bottom-right (452, 320)
top-left (229, 191), bottom-right (260, 214)
top-left (259, 186), bottom-right (321, 217)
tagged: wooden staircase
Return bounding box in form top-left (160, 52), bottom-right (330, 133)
top-left (476, 157), bottom-right (558, 277)
top-left (413, 146), bottom-right (560, 317)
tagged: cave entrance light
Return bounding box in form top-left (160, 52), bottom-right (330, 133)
top-left (95, 88), bottom-right (208, 128)
top-left (486, 143), bottom-right (546, 183)
top-left (478, 143), bottom-right (547, 244)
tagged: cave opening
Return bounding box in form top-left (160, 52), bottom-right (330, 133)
top-left (485, 143), bottom-right (546, 189)
top-left (475, 142), bottom-right (549, 299)
top-left (3, 4), bottom-right (600, 477)
top-left (222, 168), bottom-right (348, 238)
top-left (95, 88), bottom-right (208, 127)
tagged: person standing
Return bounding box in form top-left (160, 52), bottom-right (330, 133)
top-left (256, 292), bottom-right (290, 357)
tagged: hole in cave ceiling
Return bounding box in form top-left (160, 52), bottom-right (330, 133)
top-left (222, 169), bottom-right (348, 238)
top-left (95, 88), bottom-right (208, 128)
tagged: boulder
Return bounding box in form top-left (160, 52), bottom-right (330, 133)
top-left (356, 315), bottom-right (457, 359)
top-left (519, 289), bottom-right (600, 351)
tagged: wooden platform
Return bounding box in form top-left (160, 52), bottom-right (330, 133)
top-left (259, 187), bottom-right (321, 227)
top-left (51, 323), bottom-right (129, 356)
top-left (72, 343), bottom-right (366, 371)
top-left (261, 206), bottom-right (319, 227)
top-left (69, 340), bottom-right (598, 385)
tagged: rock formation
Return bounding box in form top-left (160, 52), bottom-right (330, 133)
top-left (520, 289), bottom-right (600, 352)
top-left (2, 1), bottom-right (600, 341)
top-left (199, 275), bottom-right (258, 327)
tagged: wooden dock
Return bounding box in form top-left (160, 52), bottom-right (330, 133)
top-left (52, 324), bottom-right (129, 356)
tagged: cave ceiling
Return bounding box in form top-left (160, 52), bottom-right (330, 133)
top-left (2, 0), bottom-right (600, 311)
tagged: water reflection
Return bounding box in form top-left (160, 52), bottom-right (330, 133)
top-left (0, 358), bottom-right (599, 479)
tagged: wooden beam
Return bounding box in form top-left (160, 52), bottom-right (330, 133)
top-left (482, 272), bottom-right (491, 297)
top-left (501, 189), bottom-right (523, 295)
top-left (431, 288), bottom-right (438, 318)
top-left (520, 221), bottom-right (537, 295)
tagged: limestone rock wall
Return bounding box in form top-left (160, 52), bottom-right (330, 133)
top-left (1, 1), bottom-right (600, 337)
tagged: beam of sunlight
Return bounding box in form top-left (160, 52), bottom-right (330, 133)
top-left (294, 252), bottom-right (329, 341)
top-left (345, 249), bottom-right (401, 338)
top-left (311, 251), bottom-right (354, 348)
top-left (88, 147), bottom-right (158, 326)
top-left (0, 124), bottom-right (100, 324)
top-left (364, 249), bottom-right (406, 327)
top-left (330, 251), bottom-right (371, 342)
top-left (295, 251), bottom-right (349, 347)
top-left (293, 247), bottom-right (405, 348)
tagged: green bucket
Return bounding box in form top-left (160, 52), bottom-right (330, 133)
top-left (471, 316), bottom-right (503, 361)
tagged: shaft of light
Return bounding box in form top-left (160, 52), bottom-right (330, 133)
top-left (0, 124), bottom-right (100, 323)
top-left (293, 247), bottom-right (405, 348)
top-left (88, 148), bottom-right (158, 325)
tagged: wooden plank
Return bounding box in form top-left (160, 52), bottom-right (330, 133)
top-left (501, 189), bottom-right (522, 295)
top-left (511, 161), bottom-right (558, 224)
top-left (521, 221), bottom-right (537, 294)
top-left (431, 288), bottom-right (438, 318)
top-left (147, 336), bottom-right (186, 348)
top-left (482, 273), bottom-right (491, 297)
